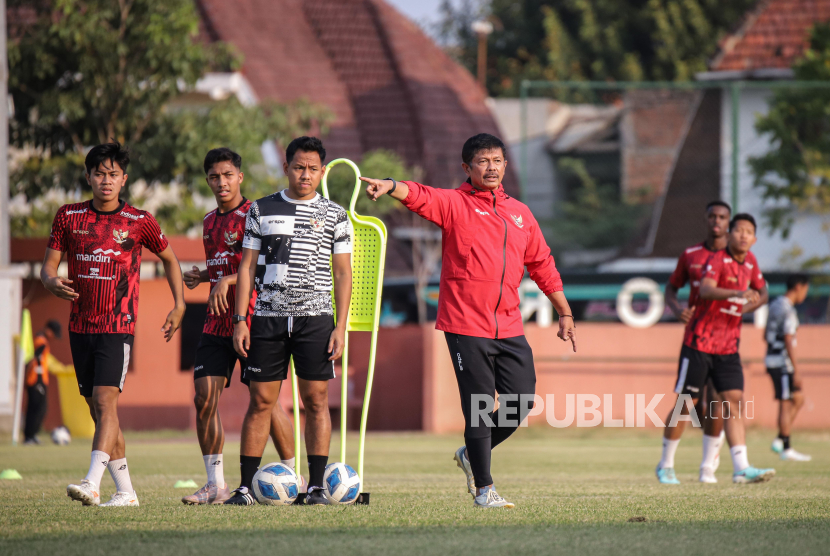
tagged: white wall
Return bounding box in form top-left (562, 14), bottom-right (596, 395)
top-left (0, 269), bottom-right (23, 430)
top-left (721, 88), bottom-right (830, 270)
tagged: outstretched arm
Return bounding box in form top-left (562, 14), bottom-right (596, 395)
top-left (361, 177), bottom-right (409, 202)
top-left (156, 246), bottom-right (186, 342)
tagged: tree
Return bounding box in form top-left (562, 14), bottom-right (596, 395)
top-left (437, 0), bottom-right (756, 96)
top-left (8, 0), bottom-right (331, 235)
top-left (324, 149), bottom-right (417, 217)
top-left (749, 23), bottom-right (830, 269)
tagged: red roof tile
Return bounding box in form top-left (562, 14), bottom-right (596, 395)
top-left (196, 0), bottom-right (518, 194)
top-left (711, 0), bottom-right (830, 71)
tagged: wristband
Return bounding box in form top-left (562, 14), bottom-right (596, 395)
top-left (383, 177), bottom-right (397, 195)
top-left (232, 314), bottom-right (247, 324)
top-left (558, 315), bottom-right (573, 319)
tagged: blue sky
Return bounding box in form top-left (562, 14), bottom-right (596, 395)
top-left (386, 0), bottom-right (445, 28)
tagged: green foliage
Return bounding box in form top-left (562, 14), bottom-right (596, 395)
top-left (438, 0), bottom-right (756, 96)
top-left (8, 0), bottom-right (332, 235)
top-left (549, 158), bottom-right (646, 251)
top-left (323, 150), bottom-right (416, 217)
top-left (749, 23), bottom-right (830, 258)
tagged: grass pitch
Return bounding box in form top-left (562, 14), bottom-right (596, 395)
top-left (0, 427), bottom-right (828, 555)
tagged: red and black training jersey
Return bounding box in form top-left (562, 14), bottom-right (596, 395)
top-left (683, 249), bottom-right (765, 355)
top-left (48, 200), bottom-right (169, 335)
top-left (202, 198), bottom-right (256, 337)
top-left (668, 242), bottom-right (722, 311)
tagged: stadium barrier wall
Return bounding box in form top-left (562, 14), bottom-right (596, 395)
top-left (19, 278), bottom-right (830, 433)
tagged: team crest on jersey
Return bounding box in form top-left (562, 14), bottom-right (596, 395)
top-left (113, 229), bottom-right (129, 245)
top-left (224, 231), bottom-right (239, 246)
top-left (511, 214), bottom-right (524, 228)
top-left (310, 217), bottom-right (324, 231)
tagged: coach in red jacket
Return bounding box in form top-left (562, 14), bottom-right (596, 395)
top-left (362, 133), bottom-right (576, 508)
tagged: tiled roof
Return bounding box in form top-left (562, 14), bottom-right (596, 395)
top-left (711, 0), bottom-right (830, 71)
top-left (196, 0), bottom-right (517, 195)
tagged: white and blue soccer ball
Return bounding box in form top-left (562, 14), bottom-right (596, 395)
top-left (323, 462), bottom-right (362, 505)
top-left (51, 426), bottom-right (71, 446)
top-left (252, 463), bottom-right (299, 506)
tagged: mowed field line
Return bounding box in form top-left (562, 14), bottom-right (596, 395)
top-left (0, 428), bottom-right (828, 556)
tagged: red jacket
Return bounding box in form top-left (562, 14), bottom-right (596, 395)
top-left (401, 181), bottom-right (563, 339)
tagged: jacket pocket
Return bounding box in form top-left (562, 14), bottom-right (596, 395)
top-left (450, 232), bottom-right (473, 278)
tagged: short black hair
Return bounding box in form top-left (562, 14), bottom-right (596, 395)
top-left (285, 136), bottom-right (326, 165)
top-left (462, 133), bottom-right (506, 165)
top-left (85, 142), bottom-right (130, 174)
top-left (706, 200), bottom-right (731, 214)
top-left (786, 274), bottom-right (810, 291)
top-left (45, 319), bottom-right (62, 339)
top-left (729, 213), bottom-right (756, 232)
top-left (204, 148), bottom-right (242, 174)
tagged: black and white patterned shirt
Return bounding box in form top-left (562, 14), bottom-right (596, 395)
top-left (765, 296), bottom-right (799, 372)
top-left (242, 190), bottom-right (352, 317)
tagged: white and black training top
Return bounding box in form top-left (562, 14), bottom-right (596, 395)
top-left (242, 190), bottom-right (352, 317)
top-left (764, 295), bottom-right (799, 372)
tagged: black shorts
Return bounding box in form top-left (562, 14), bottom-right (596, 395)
top-left (69, 332), bottom-right (134, 398)
top-left (768, 368), bottom-right (800, 401)
top-left (673, 344), bottom-right (743, 397)
top-left (245, 315), bottom-right (336, 382)
top-left (194, 333), bottom-right (248, 387)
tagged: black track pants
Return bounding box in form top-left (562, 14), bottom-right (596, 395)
top-left (445, 332), bottom-right (536, 487)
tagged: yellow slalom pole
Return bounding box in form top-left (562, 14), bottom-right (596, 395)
top-left (290, 359), bottom-right (301, 478)
top-left (340, 331), bottom-right (349, 463)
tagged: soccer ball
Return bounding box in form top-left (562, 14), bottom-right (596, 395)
top-left (323, 462), bottom-right (362, 505)
top-left (50, 426), bottom-right (71, 446)
top-left (252, 463), bottom-right (299, 506)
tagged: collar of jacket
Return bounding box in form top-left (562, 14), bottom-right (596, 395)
top-left (457, 181), bottom-right (508, 199)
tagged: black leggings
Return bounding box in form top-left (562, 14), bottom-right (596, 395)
top-left (445, 333), bottom-right (536, 487)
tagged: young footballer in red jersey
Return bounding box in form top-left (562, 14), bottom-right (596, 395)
top-left (669, 213), bottom-right (774, 484)
top-left (181, 148), bottom-right (296, 505)
top-left (658, 201), bottom-right (730, 484)
top-left (41, 143), bottom-right (186, 507)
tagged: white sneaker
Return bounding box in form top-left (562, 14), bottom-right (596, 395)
top-left (771, 438), bottom-right (784, 454)
top-left (453, 446), bottom-right (476, 497)
top-left (474, 486), bottom-right (515, 509)
top-left (100, 491), bottom-right (139, 506)
top-left (67, 480), bottom-right (100, 506)
top-left (780, 448), bottom-right (812, 462)
top-left (699, 466), bottom-right (717, 483)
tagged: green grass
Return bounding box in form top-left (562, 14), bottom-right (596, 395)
top-left (1, 427), bottom-right (828, 555)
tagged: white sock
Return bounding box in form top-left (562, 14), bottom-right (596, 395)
top-left (660, 438), bottom-right (680, 469)
top-left (281, 457), bottom-right (296, 471)
top-left (701, 434), bottom-right (723, 469)
top-left (730, 445), bottom-right (750, 472)
top-left (84, 450), bottom-right (110, 487)
top-left (108, 458), bottom-right (133, 493)
top-left (204, 454), bottom-right (225, 487)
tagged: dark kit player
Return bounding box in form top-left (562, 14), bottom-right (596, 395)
top-left (765, 274), bottom-right (811, 462)
top-left (362, 133), bottom-right (576, 508)
top-left (227, 137), bottom-right (352, 506)
top-left (658, 201), bottom-right (730, 484)
top-left (41, 142), bottom-right (186, 506)
top-left (667, 213), bottom-right (774, 484)
top-left (181, 148), bottom-right (296, 505)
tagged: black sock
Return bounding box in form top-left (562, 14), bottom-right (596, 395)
top-left (781, 435), bottom-right (791, 450)
top-left (239, 455), bottom-right (261, 490)
top-left (464, 435), bottom-right (493, 488)
top-left (307, 455), bottom-right (328, 489)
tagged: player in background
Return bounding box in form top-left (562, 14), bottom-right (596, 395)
top-left (659, 201), bottom-right (730, 484)
top-left (668, 213), bottom-right (774, 483)
top-left (23, 320), bottom-right (62, 445)
top-left (765, 274), bottom-right (811, 462)
top-left (228, 137), bottom-right (352, 506)
top-left (181, 148), bottom-right (297, 505)
top-left (41, 142), bottom-right (186, 506)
